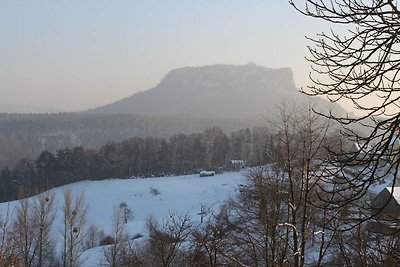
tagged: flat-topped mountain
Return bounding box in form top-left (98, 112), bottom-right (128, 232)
top-left (0, 64), bottom-right (344, 171)
top-left (91, 64), bottom-right (337, 119)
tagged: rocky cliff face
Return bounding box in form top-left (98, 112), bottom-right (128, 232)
top-left (91, 64), bottom-right (337, 120)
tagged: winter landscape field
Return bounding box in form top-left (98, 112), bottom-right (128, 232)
top-left (3, 1), bottom-right (400, 266)
top-left (0, 171), bottom-right (244, 266)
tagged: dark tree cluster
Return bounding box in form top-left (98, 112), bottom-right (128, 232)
top-left (0, 126), bottom-right (275, 202)
top-left (0, 112), bottom-right (256, 171)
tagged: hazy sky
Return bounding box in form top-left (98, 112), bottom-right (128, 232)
top-left (0, 1), bottom-right (334, 113)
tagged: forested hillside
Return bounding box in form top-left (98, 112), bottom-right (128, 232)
top-left (0, 126), bottom-right (274, 202)
top-left (0, 113), bottom-right (258, 170)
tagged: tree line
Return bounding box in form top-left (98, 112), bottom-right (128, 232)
top-left (0, 188), bottom-right (115, 267)
top-left (0, 112), bottom-right (257, 171)
top-left (0, 126), bottom-right (274, 202)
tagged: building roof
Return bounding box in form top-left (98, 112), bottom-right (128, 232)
top-left (387, 187), bottom-right (400, 204)
top-left (349, 141), bottom-right (373, 154)
top-left (230, 160), bottom-right (245, 164)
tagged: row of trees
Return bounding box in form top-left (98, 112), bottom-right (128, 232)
top-left (0, 112), bottom-right (255, 171)
top-left (0, 190), bottom-right (92, 267)
top-left (0, 126), bottom-right (275, 202)
top-left (0, 188), bottom-right (141, 267)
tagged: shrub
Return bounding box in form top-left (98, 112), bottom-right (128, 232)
top-left (150, 187), bottom-right (161, 196)
top-left (119, 202), bottom-right (133, 223)
top-left (132, 233), bottom-right (144, 240)
top-left (100, 235), bottom-right (115, 246)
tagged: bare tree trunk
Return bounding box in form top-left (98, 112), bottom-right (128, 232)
top-left (0, 205), bottom-right (18, 266)
top-left (34, 191), bottom-right (56, 267)
top-left (103, 206), bottom-right (129, 267)
top-left (61, 189), bottom-right (88, 267)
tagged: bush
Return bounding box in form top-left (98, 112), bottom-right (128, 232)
top-left (119, 202), bottom-right (133, 223)
top-left (132, 233), bottom-right (144, 240)
top-left (100, 235), bottom-right (115, 246)
top-left (83, 225), bottom-right (102, 249)
top-left (150, 187), bottom-right (161, 196)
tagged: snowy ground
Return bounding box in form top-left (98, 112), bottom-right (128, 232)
top-left (0, 171), bottom-right (245, 266)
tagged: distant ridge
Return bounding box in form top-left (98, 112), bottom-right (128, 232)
top-left (0, 64), bottom-right (346, 171)
top-left (90, 64), bottom-right (342, 120)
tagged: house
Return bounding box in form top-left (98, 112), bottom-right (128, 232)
top-left (369, 187), bottom-right (400, 233)
top-left (347, 141), bottom-right (388, 167)
top-left (386, 135), bottom-right (400, 164)
top-left (371, 187), bottom-right (400, 220)
top-left (226, 160), bottom-right (246, 171)
top-left (349, 141), bottom-right (374, 158)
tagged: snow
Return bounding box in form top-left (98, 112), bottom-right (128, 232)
top-left (385, 187), bottom-right (400, 203)
top-left (0, 171), bottom-right (244, 266)
top-left (81, 246), bottom-right (104, 267)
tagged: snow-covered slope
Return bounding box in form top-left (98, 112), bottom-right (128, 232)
top-left (0, 171), bottom-right (245, 265)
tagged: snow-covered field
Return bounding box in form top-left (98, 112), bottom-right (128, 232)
top-left (0, 171), bottom-right (245, 266)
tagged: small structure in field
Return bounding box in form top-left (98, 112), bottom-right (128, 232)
top-left (226, 160), bottom-right (246, 171)
top-left (199, 170), bottom-right (215, 177)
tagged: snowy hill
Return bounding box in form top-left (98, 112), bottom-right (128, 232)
top-left (0, 171), bottom-right (244, 266)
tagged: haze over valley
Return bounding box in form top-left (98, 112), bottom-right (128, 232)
top-left (0, 1), bottom-right (349, 114)
top-left (2, 1), bottom-right (394, 266)
top-left (0, 64), bottom-right (340, 170)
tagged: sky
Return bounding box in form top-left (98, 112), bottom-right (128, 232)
top-left (0, 0), bottom-right (337, 113)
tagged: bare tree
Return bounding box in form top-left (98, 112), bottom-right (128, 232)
top-left (190, 203), bottom-right (251, 267)
top-left (130, 213), bottom-right (192, 267)
top-left (147, 214), bottom-right (191, 267)
top-left (0, 205), bottom-right (18, 266)
top-left (289, 0), bottom-right (400, 207)
top-left (61, 189), bottom-right (88, 267)
top-left (286, 1), bottom-right (400, 263)
top-left (13, 191), bottom-right (56, 267)
top-left (33, 191), bottom-right (57, 267)
top-left (119, 202), bottom-right (133, 224)
top-left (14, 198), bottom-right (35, 267)
top-left (226, 167), bottom-right (290, 266)
top-left (263, 102), bottom-right (332, 267)
top-left (190, 103), bottom-right (334, 267)
top-left (102, 206), bottom-right (129, 267)
top-left (83, 224), bottom-right (102, 251)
